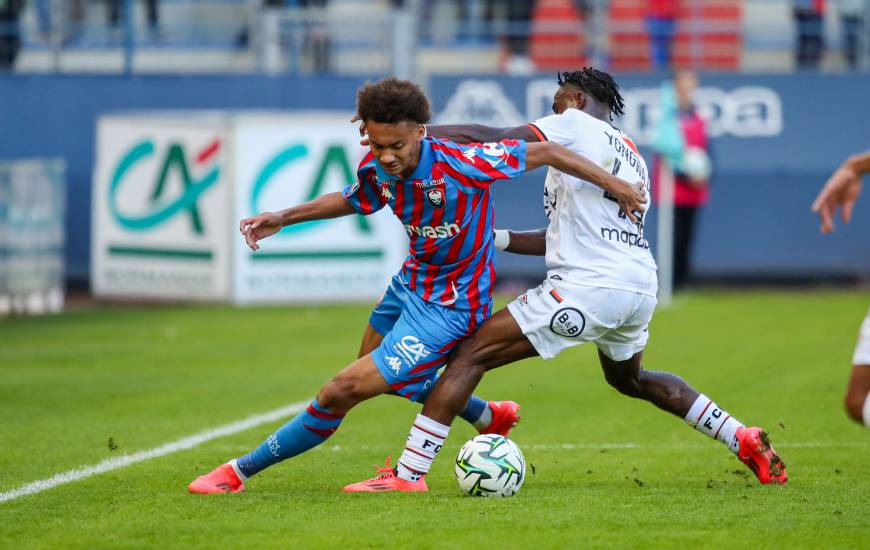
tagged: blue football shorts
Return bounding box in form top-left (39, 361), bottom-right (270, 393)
top-left (368, 274), bottom-right (486, 402)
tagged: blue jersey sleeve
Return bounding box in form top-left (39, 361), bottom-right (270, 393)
top-left (343, 153), bottom-right (387, 215)
top-left (429, 138), bottom-right (527, 188)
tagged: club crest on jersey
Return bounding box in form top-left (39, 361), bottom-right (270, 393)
top-left (426, 189), bottom-right (445, 208)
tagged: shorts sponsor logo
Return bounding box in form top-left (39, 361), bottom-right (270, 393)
top-left (550, 307), bottom-right (585, 338)
top-left (393, 335), bottom-right (431, 366)
top-left (600, 227), bottom-right (650, 249)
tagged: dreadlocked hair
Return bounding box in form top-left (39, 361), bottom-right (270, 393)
top-left (557, 67), bottom-right (625, 118)
top-left (356, 77), bottom-right (431, 125)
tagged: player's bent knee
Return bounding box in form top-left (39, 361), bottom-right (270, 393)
top-left (318, 375), bottom-right (365, 414)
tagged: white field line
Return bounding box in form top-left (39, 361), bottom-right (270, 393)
top-left (0, 400), bottom-right (309, 505)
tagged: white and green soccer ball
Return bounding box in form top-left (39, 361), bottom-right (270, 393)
top-left (454, 434), bottom-right (525, 497)
top-left (680, 146), bottom-right (712, 182)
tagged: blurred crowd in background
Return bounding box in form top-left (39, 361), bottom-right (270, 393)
top-left (0, 0), bottom-right (867, 74)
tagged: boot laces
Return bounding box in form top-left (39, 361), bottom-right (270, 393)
top-left (372, 456), bottom-right (396, 480)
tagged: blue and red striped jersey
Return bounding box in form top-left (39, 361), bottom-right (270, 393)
top-left (343, 137), bottom-right (527, 316)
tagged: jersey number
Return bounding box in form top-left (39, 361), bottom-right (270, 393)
top-left (602, 158), bottom-right (644, 227)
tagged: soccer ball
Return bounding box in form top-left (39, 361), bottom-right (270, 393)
top-left (680, 146), bottom-right (712, 182)
top-left (454, 434), bottom-right (525, 497)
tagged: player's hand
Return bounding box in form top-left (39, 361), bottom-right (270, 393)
top-left (350, 115), bottom-right (369, 146)
top-left (811, 163), bottom-right (862, 234)
top-left (608, 180), bottom-right (647, 225)
top-left (239, 212), bottom-right (284, 251)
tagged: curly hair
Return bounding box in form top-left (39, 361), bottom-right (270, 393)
top-left (557, 67), bottom-right (625, 118)
top-left (356, 77), bottom-right (432, 125)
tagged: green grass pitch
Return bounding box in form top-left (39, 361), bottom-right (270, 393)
top-left (1, 291), bottom-right (869, 548)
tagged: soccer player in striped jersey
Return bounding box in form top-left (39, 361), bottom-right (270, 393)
top-left (188, 77), bottom-right (646, 494)
top-left (345, 68), bottom-right (787, 492)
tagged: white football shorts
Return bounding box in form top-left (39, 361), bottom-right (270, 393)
top-left (852, 307), bottom-right (870, 365)
top-left (507, 277), bottom-right (656, 362)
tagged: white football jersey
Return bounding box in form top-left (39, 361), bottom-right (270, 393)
top-left (531, 108), bottom-right (658, 296)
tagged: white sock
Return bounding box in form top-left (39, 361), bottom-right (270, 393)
top-left (472, 406), bottom-right (493, 431)
top-left (396, 414), bottom-right (450, 482)
top-left (228, 458), bottom-right (247, 481)
top-left (863, 392), bottom-right (870, 428)
top-left (685, 394), bottom-right (744, 455)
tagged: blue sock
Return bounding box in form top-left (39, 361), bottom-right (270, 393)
top-left (236, 399), bottom-right (343, 478)
top-left (414, 375), bottom-right (489, 425)
top-left (460, 395), bottom-right (489, 424)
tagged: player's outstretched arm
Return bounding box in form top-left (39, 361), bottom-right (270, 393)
top-left (525, 141), bottom-right (646, 224)
top-left (425, 124), bottom-right (541, 144)
top-left (494, 228), bottom-right (546, 256)
top-left (812, 149), bottom-right (870, 234)
top-left (239, 192), bottom-right (356, 251)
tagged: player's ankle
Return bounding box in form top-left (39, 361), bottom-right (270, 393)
top-left (228, 458), bottom-right (248, 482)
top-left (844, 389), bottom-right (869, 424)
top-left (471, 405), bottom-right (493, 430)
top-left (396, 414), bottom-right (450, 482)
top-left (685, 394), bottom-right (743, 454)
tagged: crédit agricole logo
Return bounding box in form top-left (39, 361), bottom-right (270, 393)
top-left (107, 138), bottom-right (222, 259)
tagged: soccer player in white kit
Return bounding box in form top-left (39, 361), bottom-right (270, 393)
top-left (812, 148), bottom-right (870, 427)
top-left (345, 68), bottom-right (787, 492)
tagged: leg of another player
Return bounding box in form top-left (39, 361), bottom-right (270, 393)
top-left (358, 321), bottom-right (504, 432)
top-left (599, 349), bottom-right (744, 452)
top-left (357, 323), bottom-right (384, 358)
top-left (844, 364), bottom-right (870, 427)
top-left (235, 355), bottom-right (389, 476)
top-left (189, 355), bottom-right (390, 493)
top-left (598, 350), bottom-right (786, 484)
top-left (394, 309), bottom-right (538, 483)
top-left (597, 350), bottom-right (698, 417)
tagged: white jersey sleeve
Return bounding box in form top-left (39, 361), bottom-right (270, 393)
top-left (532, 110), bottom-right (599, 149)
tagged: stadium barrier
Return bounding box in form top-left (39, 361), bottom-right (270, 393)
top-left (91, 112), bottom-right (405, 303)
top-left (0, 159), bottom-right (66, 316)
top-left (1, 73), bottom-right (869, 287)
